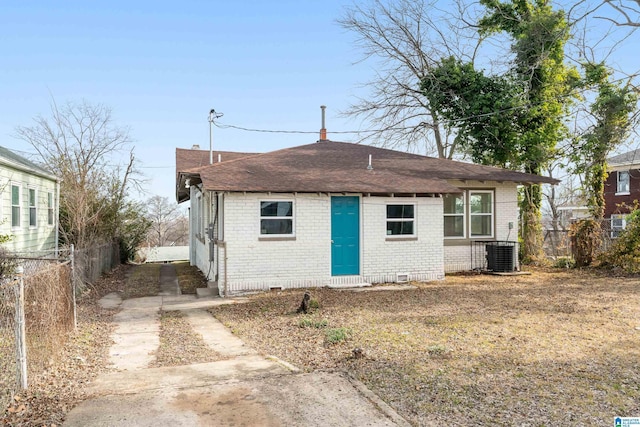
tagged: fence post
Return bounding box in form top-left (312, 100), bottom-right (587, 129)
top-left (14, 265), bottom-right (27, 390)
top-left (70, 244), bottom-right (77, 330)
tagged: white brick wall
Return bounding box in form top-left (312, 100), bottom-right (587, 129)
top-left (187, 182), bottom-right (521, 293)
top-left (223, 193), bottom-right (330, 293)
top-left (443, 181), bottom-right (519, 272)
top-left (218, 193), bottom-right (445, 294)
top-left (361, 196), bottom-right (444, 282)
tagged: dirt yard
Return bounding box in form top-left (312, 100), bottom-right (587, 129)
top-left (211, 269), bottom-right (640, 426)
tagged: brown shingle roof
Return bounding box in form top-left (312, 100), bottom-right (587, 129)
top-left (176, 147), bottom-right (257, 172)
top-left (175, 147), bottom-right (258, 202)
top-left (184, 141), bottom-right (556, 197)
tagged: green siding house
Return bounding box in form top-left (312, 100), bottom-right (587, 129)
top-left (0, 146), bottom-right (59, 254)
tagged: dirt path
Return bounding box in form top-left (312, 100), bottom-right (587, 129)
top-left (64, 264), bottom-right (410, 426)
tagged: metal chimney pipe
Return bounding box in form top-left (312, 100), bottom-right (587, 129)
top-left (319, 105), bottom-right (327, 141)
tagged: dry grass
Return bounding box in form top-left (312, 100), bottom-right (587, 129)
top-left (212, 269), bottom-right (640, 426)
top-left (173, 262), bottom-right (207, 295)
top-left (1, 265), bottom-right (126, 426)
top-left (123, 263), bottom-right (160, 298)
top-left (1, 264), bottom-right (75, 414)
top-left (150, 310), bottom-right (225, 367)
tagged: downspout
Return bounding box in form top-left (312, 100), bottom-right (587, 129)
top-left (214, 192), bottom-right (219, 283)
top-left (224, 242), bottom-right (228, 298)
top-left (217, 192), bottom-right (228, 298)
top-left (208, 190), bottom-right (216, 281)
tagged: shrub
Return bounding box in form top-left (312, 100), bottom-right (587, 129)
top-left (553, 256), bottom-right (575, 269)
top-left (600, 209), bottom-right (640, 272)
top-left (569, 219), bottom-right (602, 267)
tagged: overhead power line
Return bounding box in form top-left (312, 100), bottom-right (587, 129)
top-left (214, 122), bottom-right (377, 135)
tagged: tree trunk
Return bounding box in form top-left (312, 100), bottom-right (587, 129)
top-left (520, 184), bottom-right (545, 264)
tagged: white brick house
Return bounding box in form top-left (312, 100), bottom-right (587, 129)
top-left (176, 141), bottom-right (556, 296)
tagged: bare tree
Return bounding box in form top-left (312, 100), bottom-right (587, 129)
top-left (164, 215), bottom-right (189, 246)
top-left (338, 0), bottom-right (486, 158)
top-left (15, 99), bottom-right (145, 252)
top-left (146, 196), bottom-right (186, 247)
top-left (597, 0), bottom-right (640, 26)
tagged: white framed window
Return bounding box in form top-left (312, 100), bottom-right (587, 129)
top-left (11, 183), bottom-right (20, 229)
top-left (617, 171), bottom-right (630, 194)
top-left (28, 187), bottom-right (37, 228)
top-left (386, 204), bottom-right (415, 237)
top-left (47, 192), bottom-right (54, 226)
top-left (469, 191), bottom-right (493, 238)
top-left (260, 200), bottom-right (294, 236)
top-left (611, 214), bottom-right (627, 238)
top-left (443, 190), bottom-right (495, 239)
top-left (444, 194), bottom-right (465, 238)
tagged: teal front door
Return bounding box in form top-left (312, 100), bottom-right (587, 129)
top-left (331, 196), bottom-right (360, 275)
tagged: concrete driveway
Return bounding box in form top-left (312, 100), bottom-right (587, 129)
top-left (64, 266), bottom-right (410, 426)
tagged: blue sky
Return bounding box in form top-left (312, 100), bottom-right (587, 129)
top-left (0, 1), bottom-right (370, 202)
top-left (0, 1), bottom-right (637, 203)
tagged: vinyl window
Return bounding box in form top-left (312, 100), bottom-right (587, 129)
top-left (617, 171), bottom-right (630, 194)
top-left (611, 214), bottom-right (627, 238)
top-left (386, 204), bottom-right (415, 236)
top-left (444, 194), bottom-right (465, 238)
top-left (47, 192), bottom-right (54, 226)
top-left (260, 201), bottom-right (293, 235)
top-left (469, 191), bottom-right (493, 238)
top-left (11, 184), bottom-right (20, 229)
top-left (29, 188), bottom-right (37, 227)
top-left (443, 190), bottom-right (494, 239)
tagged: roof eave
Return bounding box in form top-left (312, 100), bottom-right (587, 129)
top-left (0, 157), bottom-right (58, 182)
top-left (176, 171), bottom-right (202, 203)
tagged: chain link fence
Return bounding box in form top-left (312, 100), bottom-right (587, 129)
top-left (0, 242), bottom-right (119, 412)
top-left (543, 219), bottom-right (617, 261)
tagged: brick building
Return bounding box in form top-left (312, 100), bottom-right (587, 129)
top-left (177, 140), bottom-right (556, 296)
top-left (604, 149), bottom-right (640, 236)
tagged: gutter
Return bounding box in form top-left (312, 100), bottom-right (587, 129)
top-left (0, 157), bottom-right (57, 182)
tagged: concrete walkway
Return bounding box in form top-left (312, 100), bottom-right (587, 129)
top-left (64, 264), bottom-right (410, 427)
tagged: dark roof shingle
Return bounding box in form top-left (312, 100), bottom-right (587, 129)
top-left (608, 149), bottom-right (640, 166)
top-left (187, 141), bottom-right (556, 196)
top-left (175, 147), bottom-right (258, 202)
top-left (0, 146), bottom-right (56, 180)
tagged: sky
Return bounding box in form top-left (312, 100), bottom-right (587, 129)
top-left (0, 0), bottom-right (371, 203)
top-left (0, 1), bottom-right (638, 204)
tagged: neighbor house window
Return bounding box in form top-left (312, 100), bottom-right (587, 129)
top-left (11, 184), bottom-right (20, 228)
top-left (611, 214), bottom-right (627, 238)
top-left (386, 204), bottom-right (415, 236)
top-left (28, 188), bottom-right (37, 227)
top-left (260, 201), bottom-right (293, 235)
top-left (469, 191), bottom-right (493, 237)
top-left (444, 194), bottom-right (465, 238)
top-left (47, 192), bottom-right (54, 226)
top-left (617, 171), bottom-right (630, 194)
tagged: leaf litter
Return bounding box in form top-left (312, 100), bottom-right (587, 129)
top-left (211, 268), bottom-right (640, 426)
